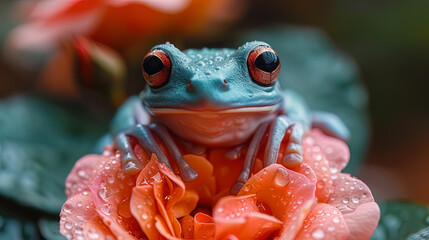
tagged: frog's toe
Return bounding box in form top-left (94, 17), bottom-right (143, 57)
top-left (123, 160), bottom-right (143, 175)
top-left (281, 153), bottom-right (303, 168)
top-left (179, 165), bottom-right (199, 182)
top-left (230, 182), bottom-right (245, 195)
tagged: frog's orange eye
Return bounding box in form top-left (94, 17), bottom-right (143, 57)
top-left (142, 49), bottom-right (171, 88)
top-left (247, 46), bottom-right (281, 86)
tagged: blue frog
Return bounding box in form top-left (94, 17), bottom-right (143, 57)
top-left (110, 41), bottom-right (349, 194)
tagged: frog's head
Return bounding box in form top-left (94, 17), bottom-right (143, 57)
top-left (141, 41), bottom-right (283, 147)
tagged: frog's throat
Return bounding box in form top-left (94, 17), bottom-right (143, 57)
top-left (148, 103), bottom-right (281, 147)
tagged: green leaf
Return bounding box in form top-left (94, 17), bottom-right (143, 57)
top-left (0, 215), bottom-right (38, 240)
top-left (39, 219), bottom-right (66, 240)
top-left (238, 27), bottom-right (370, 173)
top-left (408, 226), bottom-right (429, 240)
top-left (370, 201), bottom-right (429, 240)
top-left (0, 95), bottom-right (109, 213)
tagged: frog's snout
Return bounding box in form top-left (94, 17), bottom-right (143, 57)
top-left (186, 76), bottom-right (229, 94)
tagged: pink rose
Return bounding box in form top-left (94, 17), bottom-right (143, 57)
top-left (60, 129), bottom-right (379, 239)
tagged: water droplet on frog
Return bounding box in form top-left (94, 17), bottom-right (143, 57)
top-left (215, 56), bottom-right (223, 62)
top-left (197, 61), bottom-right (205, 67)
top-left (204, 70), bottom-right (212, 75)
top-left (274, 168), bottom-right (289, 187)
top-left (311, 229), bottom-right (325, 239)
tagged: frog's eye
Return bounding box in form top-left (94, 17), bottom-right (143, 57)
top-left (142, 49), bottom-right (171, 88)
top-left (247, 46), bottom-right (281, 86)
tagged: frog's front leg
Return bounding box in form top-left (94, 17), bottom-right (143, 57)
top-left (115, 123), bottom-right (199, 182)
top-left (114, 124), bottom-right (172, 174)
top-left (264, 115), bottom-right (305, 168)
top-left (231, 122), bottom-right (270, 194)
top-left (148, 123), bottom-right (198, 182)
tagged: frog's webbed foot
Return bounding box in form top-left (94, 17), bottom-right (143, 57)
top-left (264, 115), bottom-right (304, 168)
top-left (231, 122), bottom-right (269, 195)
top-left (114, 124), bottom-right (172, 175)
top-left (114, 124), bottom-right (198, 182)
top-left (149, 123), bottom-right (198, 182)
top-left (311, 111), bottom-right (350, 142)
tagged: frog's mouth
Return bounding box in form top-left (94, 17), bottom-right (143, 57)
top-left (147, 103), bottom-right (281, 147)
top-left (147, 103), bottom-right (281, 115)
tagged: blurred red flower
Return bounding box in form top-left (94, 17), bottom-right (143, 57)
top-left (7, 0), bottom-right (243, 54)
top-left (60, 130), bottom-right (379, 239)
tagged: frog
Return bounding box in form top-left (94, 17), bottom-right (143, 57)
top-left (110, 41), bottom-right (350, 194)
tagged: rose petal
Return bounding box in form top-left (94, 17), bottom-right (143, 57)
top-left (60, 192), bottom-right (96, 240)
top-left (183, 154), bottom-right (216, 205)
top-left (296, 203), bottom-right (350, 240)
top-left (293, 163), bottom-right (318, 185)
top-left (89, 153), bottom-right (143, 239)
top-left (213, 195), bottom-right (282, 239)
top-left (342, 202), bottom-right (380, 240)
top-left (328, 173), bottom-right (379, 239)
top-left (130, 185), bottom-right (159, 240)
top-left (155, 215), bottom-right (181, 240)
top-left (302, 134), bottom-right (332, 203)
top-left (194, 213), bottom-right (215, 239)
top-left (310, 129), bottom-right (350, 173)
top-left (84, 216), bottom-right (115, 239)
top-left (65, 153), bottom-right (109, 198)
top-left (179, 215), bottom-right (194, 239)
top-left (172, 190), bottom-right (199, 218)
top-left (238, 164), bottom-right (317, 240)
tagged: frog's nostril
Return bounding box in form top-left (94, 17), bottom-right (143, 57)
top-left (221, 79), bottom-right (229, 91)
top-left (186, 80), bottom-right (194, 92)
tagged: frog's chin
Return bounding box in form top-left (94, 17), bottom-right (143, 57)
top-left (148, 104), bottom-right (281, 147)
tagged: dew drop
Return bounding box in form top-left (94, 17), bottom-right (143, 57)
top-left (274, 168), bottom-right (289, 187)
top-left (342, 197), bottom-right (349, 204)
top-left (311, 228), bottom-right (325, 239)
top-left (101, 204), bottom-right (113, 215)
top-left (141, 212), bottom-right (149, 220)
top-left (352, 196), bottom-right (360, 204)
top-left (87, 228), bottom-right (99, 239)
top-left (65, 222), bottom-right (72, 230)
top-left (98, 187), bottom-right (111, 199)
top-left (62, 204), bottom-right (73, 214)
top-left (77, 170), bottom-right (88, 179)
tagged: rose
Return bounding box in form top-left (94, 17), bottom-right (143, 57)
top-left (60, 129), bottom-right (379, 239)
top-left (7, 0), bottom-right (243, 53)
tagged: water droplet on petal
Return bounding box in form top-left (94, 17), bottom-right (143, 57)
top-left (274, 168), bottom-right (289, 187)
top-left (98, 187), bottom-right (111, 199)
top-left (311, 228), bottom-right (325, 239)
top-left (63, 203), bottom-right (72, 213)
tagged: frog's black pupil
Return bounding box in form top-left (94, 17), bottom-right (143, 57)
top-left (255, 51), bottom-right (279, 72)
top-left (143, 55), bottom-right (164, 75)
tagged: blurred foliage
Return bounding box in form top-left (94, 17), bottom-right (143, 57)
top-left (0, 95), bottom-right (108, 213)
top-left (0, 215), bottom-right (38, 240)
top-left (408, 227), bottom-right (429, 240)
top-left (238, 27), bottom-right (369, 173)
top-left (371, 201), bottom-right (429, 240)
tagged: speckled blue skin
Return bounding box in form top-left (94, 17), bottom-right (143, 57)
top-left (110, 41), bottom-right (349, 192)
top-left (141, 41), bottom-right (283, 110)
